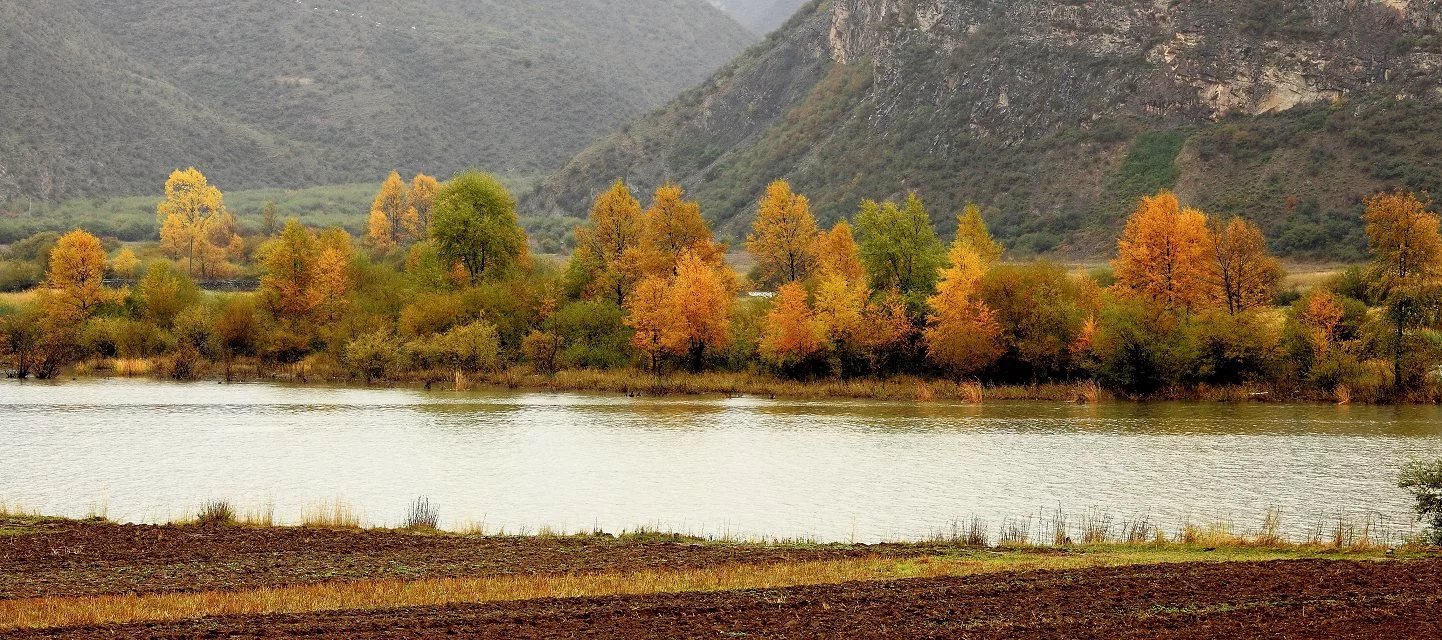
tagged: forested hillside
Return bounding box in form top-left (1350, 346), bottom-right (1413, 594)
top-left (0, 0), bottom-right (751, 203)
top-left (527, 0), bottom-right (1442, 260)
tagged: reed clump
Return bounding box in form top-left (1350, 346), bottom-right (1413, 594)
top-left (402, 497), bottom-right (440, 531)
top-left (196, 500), bottom-right (236, 527)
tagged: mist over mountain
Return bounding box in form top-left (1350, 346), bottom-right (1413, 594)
top-left (708, 0), bottom-right (810, 34)
top-left (0, 0), bottom-right (752, 203)
top-left (527, 0), bottom-right (1442, 259)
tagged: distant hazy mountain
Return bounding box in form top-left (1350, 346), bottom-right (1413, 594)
top-left (707, 0), bottom-right (810, 34)
top-left (0, 0), bottom-right (752, 202)
top-left (527, 0), bottom-right (1442, 260)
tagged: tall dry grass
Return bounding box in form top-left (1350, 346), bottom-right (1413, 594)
top-left (301, 499), bottom-right (360, 529)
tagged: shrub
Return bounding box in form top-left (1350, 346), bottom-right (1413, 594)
top-left (196, 499), bottom-right (236, 526)
top-left (1399, 460), bottom-right (1442, 545)
top-left (344, 330), bottom-right (400, 383)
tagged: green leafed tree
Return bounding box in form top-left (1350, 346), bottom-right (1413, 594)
top-left (430, 171), bottom-right (529, 283)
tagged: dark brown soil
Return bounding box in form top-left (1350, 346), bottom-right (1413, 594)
top-left (9, 558), bottom-right (1440, 639)
top-left (0, 517), bottom-right (939, 599)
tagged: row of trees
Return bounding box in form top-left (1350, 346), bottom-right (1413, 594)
top-left (3, 167), bottom-right (1441, 401)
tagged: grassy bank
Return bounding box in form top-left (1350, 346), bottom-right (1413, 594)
top-left (59, 355), bottom-right (1422, 404)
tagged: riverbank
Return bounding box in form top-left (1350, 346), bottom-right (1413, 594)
top-left (0, 515), bottom-right (1437, 636)
top-left (59, 356), bottom-right (1419, 404)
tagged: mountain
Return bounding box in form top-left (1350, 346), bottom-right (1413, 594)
top-left (0, 0), bottom-right (752, 203)
top-left (526, 0), bottom-right (1442, 259)
top-left (708, 0), bottom-right (810, 34)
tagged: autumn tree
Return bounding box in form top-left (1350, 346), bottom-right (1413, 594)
top-left (45, 229), bottom-right (112, 320)
top-left (258, 219), bottom-right (322, 323)
top-left (747, 180), bottom-right (819, 287)
top-left (368, 171), bottom-right (409, 251)
top-left (431, 171), bottom-right (529, 283)
top-left (1364, 190), bottom-right (1442, 389)
top-left (313, 228), bottom-right (355, 323)
top-left (409, 173), bottom-right (440, 236)
top-left (954, 203), bottom-right (1004, 265)
top-left (815, 221), bottom-right (866, 285)
top-left (635, 183), bottom-right (724, 277)
top-left (626, 275), bottom-right (682, 376)
top-left (573, 180), bottom-right (644, 305)
top-left (924, 241), bottom-right (1003, 377)
top-left (157, 168), bottom-right (238, 278)
top-left (1112, 191), bottom-right (1211, 313)
top-left (855, 194), bottom-right (947, 300)
top-left (669, 251), bottom-right (734, 370)
top-left (761, 281), bottom-right (825, 372)
top-left (1206, 216), bottom-right (1282, 315)
top-left (111, 248), bottom-right (140, 279)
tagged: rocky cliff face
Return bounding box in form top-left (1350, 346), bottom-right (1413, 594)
top-left (528, 0), bottom-right (1442, 258)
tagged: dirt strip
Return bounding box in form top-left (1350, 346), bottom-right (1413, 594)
top-left (5, 558), bottom-right (1439, 639)
top-left (0, 518), bottom-right (945, 600)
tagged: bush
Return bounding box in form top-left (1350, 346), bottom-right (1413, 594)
top-left (1399, 460), bottom-right (1442, 545)
top-left (344, 330), bottom-right (400, 383)
top-left (1092, 298), bottom-right (1199, 396)
top-left (551, 300), bottom-right (630, 369)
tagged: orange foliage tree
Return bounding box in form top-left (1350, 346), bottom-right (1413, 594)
top-left (746, 180), bottom-right (818, 286)
top-left (761, 281), bottom-right (825, 369)
top-left (1206, 216), bottom-right (1282, 315)
top-left (1112, 191), bottom-right (1211, 313)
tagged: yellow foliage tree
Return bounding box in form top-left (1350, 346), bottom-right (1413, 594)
top-left (575, 180), bottom-right (644, 306)
top-left (812, 270), bottom-right (867, 352)
top-left (410, 173), bottom-right (440, 233)
top-left (954, 203), bottom-right (1004, 265)
top-left (1206, 216), bottom-right (1282, 314)
top-left (157, 168), bottom-right (236, 278)
top-left (634, 183), bottom-right (724, 277)
top-left (761, 281), bottom-right (825, 368)
top-left (45, 229), bottom-right (112, 320)
top-left (259, 220), bottom-right (323, 323)
top-left (924, 242), bottom-right (1002, 377)
top-left (815, 221), bottom-right (866, 285)
top-left (1112, 191), bottom-right (1211, 313)
top-left (746, 180), bottom-right (819, 286)
top-left (1363, 189), bottom-right (1442, 388)
top-left (1299, 288), bottom-right (1345, 355)
top-left (368, 171), bottom-right (410, 250)
top-left (313, 228), bottom-right (355, 323)
top-left (110, 247), bottom-right (140, 279)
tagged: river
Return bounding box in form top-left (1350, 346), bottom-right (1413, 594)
top-left (3, 378), bottom-right (1440, 543)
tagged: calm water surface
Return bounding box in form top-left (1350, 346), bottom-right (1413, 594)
top-left (3, 379), bottom-right (1441, 542)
